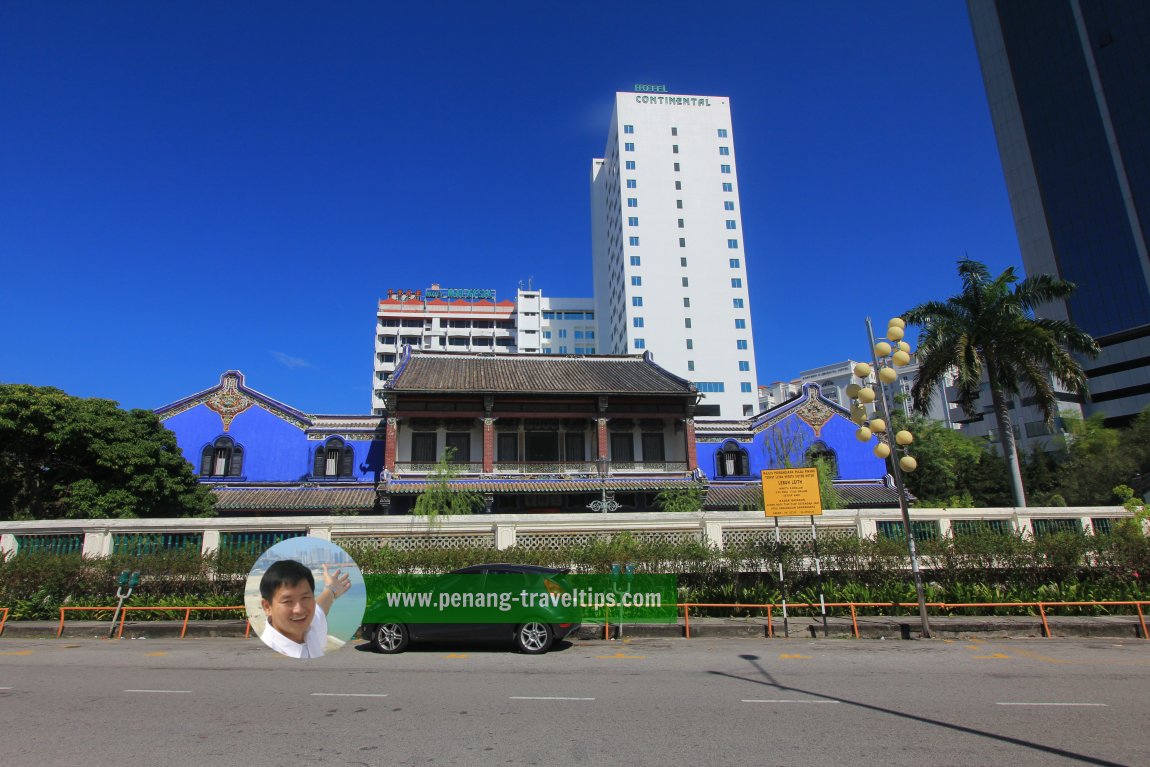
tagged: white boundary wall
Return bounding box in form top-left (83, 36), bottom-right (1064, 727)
top-left (1, 507), bottom-right (1138, 557)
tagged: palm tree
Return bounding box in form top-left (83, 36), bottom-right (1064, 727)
top-left (903, 259), bottom-right (1098, 508)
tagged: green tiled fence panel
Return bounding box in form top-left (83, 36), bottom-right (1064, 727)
top-left (112, 533), bottom-right (204, 557)
top-left (1090, 517), bottom-right (1124, 536)
top-left (1031, 518), bottom-right (1082, 537)
top-left (876, 520), bottom-right (941, 542)
top-left (219, 531), bottom-right (304, 555)
top-left (15, 534), bottom-right (84, 555)
top-left (951, 519), bottom-right (1013, 537)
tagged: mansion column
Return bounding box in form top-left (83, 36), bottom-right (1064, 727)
top-left (596, 396), bottom-right (609, 474)
top-left (684, 418), bottom-right (698, 472)
top-left (482, 395), bottom-right (495, 474)
top-left (385, 417), bottom-right (398, 473)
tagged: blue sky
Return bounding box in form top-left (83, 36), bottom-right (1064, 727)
top-left (0, 1), bottom-right (1020, 414)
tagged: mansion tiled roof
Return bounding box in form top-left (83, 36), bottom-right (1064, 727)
top-left (211, 485), bottom-right (378, 511)
top-left (704, 482), bottom-right (908, 510)
top-left (383, 477), bottom-right (702, 495)
top-left (385, 350), bottom-right (696, 395)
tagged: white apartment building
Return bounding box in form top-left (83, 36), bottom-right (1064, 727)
top-left (591, 90), bottom-right (758, 418)
top-left (371, 286), bottom-right (594, 414)
top-left (766, 356), bottom-right (957, 427)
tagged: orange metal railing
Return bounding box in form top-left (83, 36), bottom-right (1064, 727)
top-left (675, 600), bottom-right (1150, 640)
top-left (55, 605), bottom-right (251, 639)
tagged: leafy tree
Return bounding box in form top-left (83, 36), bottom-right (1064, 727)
top-left (810, 456), bottom-right (842, 510)
top-left (904, 259), bottom-right (1098, 507)
top-left (655, 484), bottom-right (706, 513)
top-left (0, 384), bottom-right (215, 520)
top-left (411, 448), bottom-right (484, 522)
top-left (1051, 413), bottom-right (1138, 505)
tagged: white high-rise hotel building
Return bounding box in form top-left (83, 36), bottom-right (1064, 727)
top-left (591, 90), bottom-right (758, 417)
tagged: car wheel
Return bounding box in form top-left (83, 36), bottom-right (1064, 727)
top-left (515, 621), bottom-right (553, 654)
top-left (370, 622), bottom-right (409, 654)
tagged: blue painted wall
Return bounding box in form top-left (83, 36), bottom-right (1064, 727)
top-left (696, 412), bottom-right (888, 482)
top-left (162, 404), bottom-right (383, 482)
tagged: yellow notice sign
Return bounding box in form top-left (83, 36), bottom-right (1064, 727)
top-left (760, 468), bottom-right (823, 517)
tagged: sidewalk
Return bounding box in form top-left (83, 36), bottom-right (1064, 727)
top-left (2, 614), bottom-right (1146, 641)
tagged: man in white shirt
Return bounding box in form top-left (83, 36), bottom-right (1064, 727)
top-left (259, 560), bottom-right (351, 659)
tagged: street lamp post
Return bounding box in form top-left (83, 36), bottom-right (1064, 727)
top-left (848, 317), bottom-right (932, 639)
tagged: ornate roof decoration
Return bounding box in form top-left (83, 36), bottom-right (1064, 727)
top-left (155, 370), bottom-right (312, 431)
top-left (204, 374), bottom-right (252, 431)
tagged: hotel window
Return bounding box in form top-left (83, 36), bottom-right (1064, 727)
top-left (686, 339), bottom-right (694, 349)
top-left (633, 317), bottom-right (644, 328)
top-left (670, 127), bottom-right (678, 136)
top-left (673, 162), bottom-right (680, 171)
top-left (736, 340), bottom-right (748, 350)
top-left (624, 142), bottom-right (634, 151)
top-left (497, 433), bottom-right (518, 462)
top-left (672, 144), bottom-right (679, 154)
top-left (718, 128), bottom-right (728, 137)
top-left (631, 276), bottom-right (642, 286)
top-left (632, 297), bottom-right (643, 307)
top-left (733, 298), bottom-right (744, 308)
top-left (728, 240), bottom-right (739, 249)
top-left (729, 258), bottom-right (741, 268)
top-left (574, 330), bottom-right (584, 339)
top-left (740, 383), bottom-right (753, 393)
top-left (625, 160), bottom-right (636, 170)
top-left (676, 200), bottom-right (683, 209)
top-left (679, 238), bottom-right (686, 247)
top-left (641, 433), bottom-right (665, 462)
top-left (687, 361), bottom-right (695, 371)
top-left (720, 164), bottom-right (731, 174)
top-left (411, 433), bottom-right (437, 463)
top-left (559, 345), bottom-right (567, 354)
top-left (681, 277), bottom-right (689, 287)
top-left (719, 146), bottom-right (730, 155)
top-left (314, 438), bottom-right (354, 478)
top-left (731, 278), bottom-right (742, 288)
top-left (738, 361), bottom-right (750, 371)
top-left (722, 182), bottom-right (733, 192)
top-left (629, 236), bottom-right (640, 246)
top-left (623, 124), bottom-right (634, 134)
top-left (696, 382), bottom-right (724, 393)
top-left (724, 201), bottom-right (735, 211)
top-left (627, 198), bottom-right (638, 207)
top-left (680, 257), bottom-right (687, 266)
top-left (677, 218), bottom-right (684, 228)
top-left (725, 220), bottom-right (737, 230)
top-left (200, 437), bottom-right (244, 478)
top-left (630, 255), bottom-right (641, 266)
top-left (634, 338), bottom-right (645, 350)
top-left (558, 329), bottom-right (567, 338)
top-left (683, 297), bottom-right (690, 308)
top-left (626, 179), bottom-right (636, 188)
top-left (684, 318), bottom-right (692, 328)
top-left (735, 319), bottom-right (746, 329)
top-left (675, 180), bottom-right (682, 190)
top-left (627, 217), bottom-right (638, 226)
top-left (542, 330), bottom-right (551, 339)
top-left (586, 330), bottom-right (594, 338)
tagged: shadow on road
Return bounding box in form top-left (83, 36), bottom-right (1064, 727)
top-left (706, 653), bottom-right (1126, 767)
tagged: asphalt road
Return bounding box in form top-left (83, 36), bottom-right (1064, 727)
top-left (1, 636), bottom-right (1147, 767)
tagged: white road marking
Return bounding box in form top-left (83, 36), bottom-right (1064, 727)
top-left (0, 687), bottom-right (13, 690)
top-left (123, 689), bottom-right (192, 694)
top-left (742, 699), bottom-right (840, 704)
top-left (996, 702), bottom-right (1108, 707)
top-left (310, 693), bottom-right (389, 697)
top-left (510, 696), bottom-right (595, 701)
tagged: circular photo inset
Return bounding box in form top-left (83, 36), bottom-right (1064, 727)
top-left (245, 536), bottom-right (367, 659)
